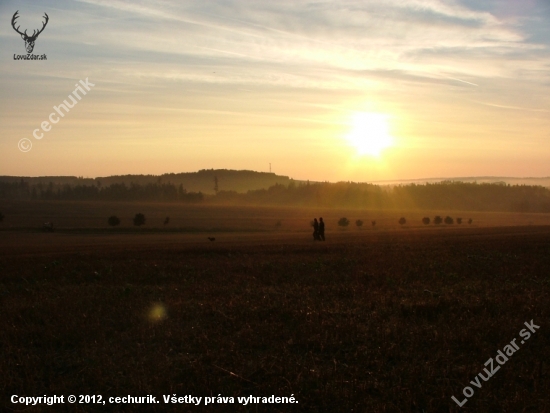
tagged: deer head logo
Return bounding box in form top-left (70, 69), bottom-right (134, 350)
top-left (11, 11), bottom-right (49, 54)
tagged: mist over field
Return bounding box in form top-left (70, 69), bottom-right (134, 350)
top-left (3, 169), bottom-right (550, 215)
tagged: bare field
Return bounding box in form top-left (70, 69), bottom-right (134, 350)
top-left (1, 218), bottom-right (549, 412)
top-left (1, 200), bottom-right (550, 233)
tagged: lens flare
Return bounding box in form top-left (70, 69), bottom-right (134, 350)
top-left (148, 303), bottom-right (167, 322)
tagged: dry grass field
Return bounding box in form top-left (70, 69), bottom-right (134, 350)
top-left (1, 202), bottom-right (550, 412)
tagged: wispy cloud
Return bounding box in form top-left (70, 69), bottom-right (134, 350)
top-left (62, 0), bottom-right (547, 88)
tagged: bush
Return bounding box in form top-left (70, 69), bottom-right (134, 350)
top-left (338, 217), bottom-right (350, 228)
top-left (133, 213), bottom-right (146, 226)
top-left (164, 216), bottom-right (170, 225)
top-left (444, 216), bottom-right (454, 225)
top-left (371, 220), bottom-right (376, 227)
top-left (422, 217), bottom-right (430, 225)
top-left (468, 218), bottom-right (473, 225)
top-left (456, 218), bottom-right (462, 224)
top-left (434, 216), bottom-right (443, 225)
top-left (355, 219), bottom-right (363, 228)
top-left (398, 217), bottom-right (406, 225)
top-left (108, 215), bottom-right (120, 226)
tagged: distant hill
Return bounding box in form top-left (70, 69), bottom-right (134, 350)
top-left (0, 169), bottom-right (294, 194)
top-left (1, 170), bottom-right (549, 196)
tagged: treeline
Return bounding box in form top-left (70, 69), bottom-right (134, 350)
top-left (0, 180), bottom-right (203, 202)
top-left (214, 181), bottom-right (388, 208)
top-left (391, 181), bottom-right (550, 212)
top-left (214, 181), bottom-right (550, 212)
top-left (1, 179), bottom-right (550, 212)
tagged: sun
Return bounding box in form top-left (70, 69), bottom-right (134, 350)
top-left (345, 112), bottom-right (393, 157)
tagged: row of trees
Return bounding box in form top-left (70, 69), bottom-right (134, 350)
top-left (338, 218), bottom-right (376, 228)
top-left (420, 216), bottom-right (472, 225)
top-left (107, 214), bottom-right (171, 227)
top-left (336, 216), bottom-right (473, 228)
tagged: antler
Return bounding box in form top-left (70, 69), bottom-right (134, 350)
top-left (11, 11), bottom-right (49, 39)
top-left (31, 12), bottom-right (49, 39)
top-left (11, 11), bottom-right (26, 37)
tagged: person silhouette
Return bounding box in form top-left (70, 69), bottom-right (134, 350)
top-left (319, 217), bottom-right (325, 241)
top-left (313, 218), bottom-right (320, 240)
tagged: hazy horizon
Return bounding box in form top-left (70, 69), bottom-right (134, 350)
top-left (1, 167), bottom-right (550, 181)
top-left (3, 168), bottom-right (550, 192)
top-left (1, 0), bottom-right (549, 182)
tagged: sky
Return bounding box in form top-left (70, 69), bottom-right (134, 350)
top-left (1, 0), bottom-right (549, 182)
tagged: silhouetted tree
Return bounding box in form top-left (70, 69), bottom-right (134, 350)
top-left (275, 220), bottom-right (282, 227)
top-left (164, 216), bottom-right (170, 225)
top-left (133, 213), bottom-right (146, 226)
top-left (371, 220), bottom-right (376, 227)
top-left (456, 217), bottom-right (462, 224)
top-left (444, 216), bottom-right (454, 225)
top-left (468, 218), bottom-right (473, 224)
top-left (398, 217), bottom-right (406, 225)
top-left (356, 219), bottom-right (363, 229)
top-left (338, 217), bottom-right (350, 228)
top-left (422, 217), bottom-right (430, 225)
top-left (108, 215), bottom-right (120, 226)
top-left (434, 216), bottom-right (443, 225)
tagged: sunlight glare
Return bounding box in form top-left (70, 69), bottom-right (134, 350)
top-left (345, 112), bottom-right (393, 157)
